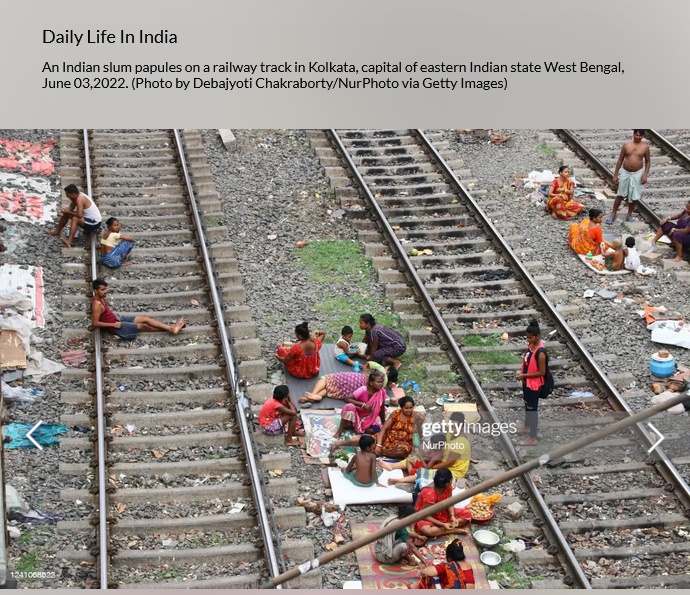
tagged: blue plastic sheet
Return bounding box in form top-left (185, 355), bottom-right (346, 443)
top-left (4, 422), bottom-right (68, 449)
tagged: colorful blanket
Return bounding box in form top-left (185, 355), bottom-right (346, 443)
top-left (301, 409), bottom-right (357, 461)
top-left (352, 520), bottom-right (490, 589)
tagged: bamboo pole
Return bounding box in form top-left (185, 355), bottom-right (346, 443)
top-left (261, 391), bottom-right (689, 588)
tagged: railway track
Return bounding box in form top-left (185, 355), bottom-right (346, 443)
top-left (54, 129), bottom-right (319, 589)
top-left (310, 128), bottom-right (690, 589)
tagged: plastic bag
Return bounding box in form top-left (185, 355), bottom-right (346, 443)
top-left (470, 493), bottom-right (501, 506)
top-left (1, 382), bottom-right (45, 406)
top-left (504, 539), bottom-right (526, 553)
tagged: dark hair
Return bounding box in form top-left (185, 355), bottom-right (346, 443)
top-left (633, 129), bottom-right (646, 136)
top-left (359, 434), bottom-right (375, 451)
top-left (398, 396), bottom-right (415, 409)
top-left (398, 504), bottom-right (416, 519)
top-left (341, 325), bottom-right (354, 336)
top-left (273, 385), bottom-right (289, 402)
top-left (433, 468), bottom-right (453, 488)
top-left (368, 370), bottom-right (385, 385)
top-left (92, 278), bottom-right (107, 290)
top-left (446, 539), bottom-right (466, 562)
top-left (526, 319), bottom-right (541, 337)
top-left (105, 217), bottom-right (118, 228)
top-left (360, 313), bottom-right (376, 326)
top-left (387, 367), bottom-right (399, 385)
top-left (625, 236), bottom-right (636, 248)
top-left (450, 411), bottom-right (466, 426)
top-left (64, 184), bottom-right (79, 195)
top-left (295, 322), bottom-right (310, 341)
top-left (588, 208), bottom-right (602, 220)
top-left (429, 433), bottom-right (446, 448)
top-left (558, 165), bottom-right (569, 174)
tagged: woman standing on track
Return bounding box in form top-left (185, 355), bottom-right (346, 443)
top-left (359, 314), bottom-right (406, 370)
top-left (515, 319), bottom-right (549, 446)
top-left (547, 166), bottom-right (583, 220)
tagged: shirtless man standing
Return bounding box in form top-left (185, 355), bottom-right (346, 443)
top-left (45, 184), bottom-right (103, 247)
top-left (606, 129), bottom-right (651, 224)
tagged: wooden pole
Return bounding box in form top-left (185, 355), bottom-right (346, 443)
top-left (261, 391), bottom-right (689, 588)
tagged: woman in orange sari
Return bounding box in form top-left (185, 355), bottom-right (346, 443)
top-left (569, 208), bottom-right (609, 256)
top-left (547, 166), bottom-right (583, 220)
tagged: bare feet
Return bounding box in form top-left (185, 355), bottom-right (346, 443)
top-left (298, 396), bottom-right (310, 404)
top-left (45, 230), bottom-right (60, 237)
top-left (172, 318), bottom-right (186, 334)
top-left (519, 437), bottom-right (538, 446)
top-left (59, 237), bottom-right (72, 248)
top-left (388, 477), bottom-right (400, 485)
top-left (285, 439), bottom-right (302, 447)
top-left (516, 426), bottom-right (530, 435)
top-left (552, 212), bottom-right (558, 220)
top-left (673, 255), bottom-right (683, 262)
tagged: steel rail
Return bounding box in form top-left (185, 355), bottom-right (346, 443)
top-left (325, 129), bottom-right (590, 589)
top-left (83, 129), bottom-right (110, 589)
top-left (552, 129), bottom-right (660, 228)
top-left (171, 130), bottom-right (286, 587)
top-left (415, 129), bottom-right (690, 510)
top-left (646, 129), bottom-right (690, 171)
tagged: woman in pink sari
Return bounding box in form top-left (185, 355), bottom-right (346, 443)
top-left (329, 371), bottom-right (387, 450)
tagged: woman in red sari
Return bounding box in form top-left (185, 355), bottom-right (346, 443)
top-left (275, 322), bottom-right (326, 379)
top-left (547, 166), bottom-right (583, 220)
top-left (414, 469), bottom-right (472, 538)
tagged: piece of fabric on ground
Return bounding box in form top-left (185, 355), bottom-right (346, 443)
top-left (0, 266), bottom-right (45, 327)
top-left (577, 254), bottom-right (632, 276)
top-left (352, 520), bottom-right (490, 589)
top-left (5, 422), bottom-right (68, 448)
top-left (301, 409), bottom-right (357, 460)
top-left (282, 343), bottom-right (378, 411)
top-left (0, 139), bottom-right (57, 176)
top-left (0, 190), bottom-right (57, 224)
top-left (329, 467), bottom-right (413, 507)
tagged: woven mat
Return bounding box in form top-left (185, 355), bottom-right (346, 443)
top-left (352, 519), bottom-right (490, 589)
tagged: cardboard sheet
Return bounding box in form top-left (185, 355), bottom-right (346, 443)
top-left (329, 467), bottom-right (413, 507)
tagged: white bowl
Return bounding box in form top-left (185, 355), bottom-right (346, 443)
top-left (480, 551), bottom-right (502, 566)
top-left (473, 530), bottom-right (500, 547)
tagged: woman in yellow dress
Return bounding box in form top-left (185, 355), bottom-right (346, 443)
top-left (546, 166), bottom-right (583, 220)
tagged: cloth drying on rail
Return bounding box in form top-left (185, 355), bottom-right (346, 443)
top-left (352, 520), bottom-right (490, 589)
top-left (328, 467), bottom-right (412, 507)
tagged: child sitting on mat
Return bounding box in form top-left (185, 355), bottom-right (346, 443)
top-left (343, 435), bottom-right (384, 487)
top-left (379, 434), bottom-right (445, 492)
top-left (334, 325), bottom-right (362, 372)
top-left (374, 505), bottom-right (430, 566)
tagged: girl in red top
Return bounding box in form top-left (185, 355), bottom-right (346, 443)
top-left (515, 319), bottom-right (548, 446)
top-left (258, 385), bottom-right (304, 446)
top-left (417, 539), bottom-right (476, 589)
top-left (275, 322), bottom-right (326, 379)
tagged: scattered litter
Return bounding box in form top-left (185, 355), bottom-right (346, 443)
top-left (648, 320), bottom-right (690, 350)
top-left (505, 502), bottom-right (524, 520)
top-left (137, 345), bottom-right (149, 350)
top-left (331, 209), bottom-right (345, 218)
top-left (322, 506), bottom-right (341, 527)
top-left (9, 509), bottom-right (60, 525)
top-left (268, 469), bottom-right (283, 477)
top-left (152, 450), bottom-right (165, 458)
top-left (190, 299), bottom-right (200, 307)
top-left (125, 424), bottom-right (136, 434)
top-left (400, 380), bottom-right (420, 392)
top-left (583, 290), bottom-right (595, 298)
top-left (1, 381), bottom-right (44, 406)
top-left (6, 485), bottom-right (29, 511)
top-left (295, 240), bottom-right (307, 248)
top-left (499, 332), bottom-right (509, 341)
top-left (162, 539), bottom-right (178, 550)
top-left (267, 234), bottom-right (277, 241)
top-left (4, 422), bottom-right (68, 449)
top-left (60, 350), bottom-right (87, 366)
top-left (504, 539), bottom-right (527, 553)
top-left (8, 527), bottom-right (20, 540)
top-left (118, 385), bottom-right (127, 391)
top-left (0, 265), bottom-right (45, 327)
top-left (570, 391), bottom-right (595, 398)
top-left (229, 499), bottom-right (246, 514)
top-left (73, 425), bottom-right (91, 433)
top-left (325, 542), bottom-right (338, 551)
top-left (596, 289), bottom-right (618, 300)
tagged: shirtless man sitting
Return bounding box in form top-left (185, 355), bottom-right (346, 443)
top-left (91, 278), bottom-right (186, 341)
top-left (46, 184), bottom-right (103, 247)
top-left (607, 129), bottom-right (651, 224)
